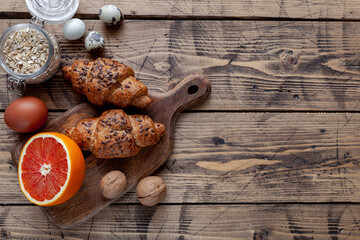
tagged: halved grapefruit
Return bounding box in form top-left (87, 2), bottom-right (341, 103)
top-left (18, 132), bottom-right (85, 206)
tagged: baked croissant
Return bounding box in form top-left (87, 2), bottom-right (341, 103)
top-left (65, 109), bottom-right (166, 159)
top-left (62, 58), bottom-right (151, 109)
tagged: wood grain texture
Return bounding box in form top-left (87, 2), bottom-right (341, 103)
top-left (11, 74), bottom-right (210, 228)
top-left (2, 0), bottom-right (360, 19)
top-left (1, 204), bottom-right (360, 239)
top-left (2, 20), bottom-right (360, 111)
top-left (2, 111), bottom-right (360, 204)
top-left (2, 0), bottom-right (360, 237)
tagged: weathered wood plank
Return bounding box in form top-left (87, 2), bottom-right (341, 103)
top-left (2, 0), bottom-right (360, 19)
top-left (1, 204), bottom-right (359, 239)
top-left (2, 112), bottom-right (360, 204)
top-left (2, 20), bottom-right (360, 111)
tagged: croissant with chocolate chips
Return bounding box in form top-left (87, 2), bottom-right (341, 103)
top-left (62, 58), bottom-right (151, 109)
top-left (65, 109), bottom-right (165, 159)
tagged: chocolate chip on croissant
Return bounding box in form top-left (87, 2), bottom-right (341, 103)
top-left (65, 109), bottom-right (165, 159)
top-left (62, 58), bottom-right (151, 109)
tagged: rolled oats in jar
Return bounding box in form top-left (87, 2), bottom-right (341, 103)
top-left (0, 0), bottom-right (79, 95)
top-left (4, 28), bottom-right (49, 75)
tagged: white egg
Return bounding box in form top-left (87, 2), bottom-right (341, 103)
top-left (63, 18), bottom-right (86, 40)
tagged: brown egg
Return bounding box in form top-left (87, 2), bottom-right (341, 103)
top-left (4, 96), bottom-right (48, 133)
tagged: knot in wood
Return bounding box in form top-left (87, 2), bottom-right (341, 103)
top-left (254, 231), bottom-right (268, 240)
top-left (288, 56), bottom-right (298, 65)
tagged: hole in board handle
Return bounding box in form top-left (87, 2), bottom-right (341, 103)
top-left (187, 85), bottom-right (199, 95)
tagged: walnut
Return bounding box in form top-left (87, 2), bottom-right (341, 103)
top-left (136, 176), bottom-right (166, 206)
top-left (100, 170), bottom-right (127, 199)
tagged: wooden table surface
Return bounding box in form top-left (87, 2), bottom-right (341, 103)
top-left (1, 0), bottom-right (360, 239)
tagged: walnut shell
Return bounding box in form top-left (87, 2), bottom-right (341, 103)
top-left (136, 176), bottom-right (166, 206)
top-left (100, 170), bottom-right (127, 199)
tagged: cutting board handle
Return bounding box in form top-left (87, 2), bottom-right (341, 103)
top-left (147, 74), bottom-right (211, 118)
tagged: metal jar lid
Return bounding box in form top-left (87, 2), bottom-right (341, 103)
top-left (26, 0), bottom-right (79, 24)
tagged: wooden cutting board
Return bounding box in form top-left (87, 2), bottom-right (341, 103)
top-left (11, 74), bottom-right (211, 229)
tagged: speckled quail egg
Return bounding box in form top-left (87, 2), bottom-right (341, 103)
top-left (62, 18), bottom-right (86, 40)
top-left (85, 31), bottom-right (105, 54)
top-left (99, 5), bottom-right (124, 26)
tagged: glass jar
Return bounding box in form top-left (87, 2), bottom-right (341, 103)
top-left (0, 0), bottom-right (79, 95)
